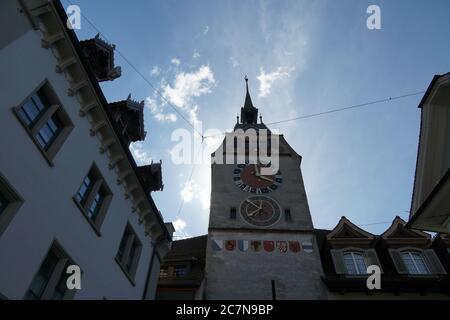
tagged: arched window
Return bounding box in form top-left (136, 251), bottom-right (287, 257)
top-left (401, 251), bottom-right (430, 275)
top-left (343, 251), bottom-right (366, 275)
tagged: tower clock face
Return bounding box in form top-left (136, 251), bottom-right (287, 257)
top-left (240, 195), bottom-right (281, 227)
top-left (233, 162), bottom-right (283, 194)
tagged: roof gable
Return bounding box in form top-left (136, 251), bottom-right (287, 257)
top-left (326, 217), bottom-right (375, 248)
top-left (382, 217), bottom-right (431, 246)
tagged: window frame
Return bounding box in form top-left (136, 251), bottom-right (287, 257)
top-left (230, 207), bottom-right (237, 219)
top-left (0, 173), bottom-right (24, 237)
top-left (389, 247), bottom-right (446, 276)
top-left (331, 247), bottom-right (383, 276)
top-left (12, 80), bottom-right (74, 166)
top-left (342, 250), bottom-right (367, 275)
top-left (24, 240), bottom-right (79, 300)
top-left (284, 208), bottom-right (292, 222)
top-left (174, 264), bottom-right (189, 277)
top-left (159, 267), bottom-right (169, 279)
top-left (115, 223), bottom-right (142, 285)
top-left (73, 163), bottom-right (112, 236)
top-left (400, 250), bottom-right (431, 275)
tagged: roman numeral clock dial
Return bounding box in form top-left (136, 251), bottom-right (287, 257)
top-left (233, 162), bottom-right (283, 194)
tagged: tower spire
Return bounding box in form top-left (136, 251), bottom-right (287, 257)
top-left (244, 75), bottom-right (254, 109)
top-left (240, 75), bottom-right (258, 124)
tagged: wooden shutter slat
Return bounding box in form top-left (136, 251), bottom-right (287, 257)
top-left (364, 248), bottom-right (383, 274)
top-left (388, 249), bottom-right (408, 274)
top-left (330, 249), bottom-right (346, 274)
top-left (423, 249), bottom-right (447, 275)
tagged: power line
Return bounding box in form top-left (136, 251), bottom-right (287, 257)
top-left (356, 221), bottom-right (393, 227)
top-left (266, 91), bottom-right (425, 126)
top-left (64, 0), bottom-right (208, 229)
top-left (64, 0), bottom-right (204, 139)
top-left (63, 1), bottom-right (429, 234)
top-left (202, 90), bottom-right (425, 139)
top-left (65, 0), bottom-right (425, 142)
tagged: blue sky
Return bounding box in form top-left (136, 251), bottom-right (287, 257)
top-left (67, 0), bottom-right (450, 239)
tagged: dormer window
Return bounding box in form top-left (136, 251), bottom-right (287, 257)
top-left (343, 251), bottom-right (367, 275)
top-left (331, 248), bottom-right (382, 276)
top-left (175, 265), bottom-right (188, 277)
top-left (389, 247), bottom-right (446, 276)
top-left (401, 251), bottom-right (430, 275)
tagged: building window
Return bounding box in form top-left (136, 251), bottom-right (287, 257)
top-left (159, 267), bottom-right (169, 278)
top-left (116, 223), bottom-right (142, 282)
top-left (73, 163), bottom-right (112, 235)
top-left (284, 209), bottom-right (292, 222)
top-left (13, 81), bottom-right (73, 165)
top-left (343, 251), bottom-right (367, 275)
top-left (174, 265), bottom-right (188, 277)
top-left (401, 251), bottom-right (430, 275)
top-left (24, 241), bottom-right (77, 300)
top-left (0, 173), bottom-right (23, 237)
top-left (230, 207), bottom-right (237, 219)
top-left (159, 265), bottom-right (189, 279)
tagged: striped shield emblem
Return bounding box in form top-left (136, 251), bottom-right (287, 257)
top-left (238, 240), bottom-right (249, 252)
top-left (302, 242), bottom-right (313, 253)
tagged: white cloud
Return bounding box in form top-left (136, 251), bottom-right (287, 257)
top-left (193, 50), bottom-right (201, 59)
top-left (129, 142), bottom-right (152, 165)
top-left (155, 112), bottom-right (177, 122)
top-left (150, 66), bottom-right (160, 76)
top-left (163, 65), bottom-right (215, 108)
top-left (257, 66), bottom-right (295, 98)
top-left (171, 58), bottom-right (181, 66)
top-left (180, 181), bottom-right (194, 203)
top-left (229, 56), bottom-right (239, 68)
top-left (173, 217), bottom-right (187, 231)
top-left (180, 179), bottom-right (210, 209)
top-left (145, 97), bottom-right (177, 123)
top-left (203, 25), bottom-right (209, 35)
top-left (145, 66), bottom-right (215, 125)
top-left (172, 218), bottom-right (190, 239)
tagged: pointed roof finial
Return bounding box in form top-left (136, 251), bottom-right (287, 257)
top-left (243, 75), bottom-right (254, 110)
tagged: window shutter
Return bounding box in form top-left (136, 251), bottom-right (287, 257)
top-left (423, 249), bottom-right (447, 275)
top-left (388, 249), bottom-right (408, 274)
top-left (364, 249), bottom-right (383, 274)
top-left (330, 249), bottom-right (346, 274)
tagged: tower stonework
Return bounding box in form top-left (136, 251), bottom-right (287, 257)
top-left (204, 80), bottom-right (326, 299)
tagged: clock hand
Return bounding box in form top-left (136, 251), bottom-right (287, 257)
top-left (247, 207), bottom-right (260, 217)
top-left (259, 175), bottom-right (274, 183)
top-left (246, 199), bottom-right (260, 209)
top-left (253, 164), bottom-right (260, 176)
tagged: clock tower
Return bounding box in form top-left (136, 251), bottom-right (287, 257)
top-left (204, 78), bottom-right (326, 299)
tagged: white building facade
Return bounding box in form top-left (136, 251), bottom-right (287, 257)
top-left (0, 0), bottom-right (171, 300)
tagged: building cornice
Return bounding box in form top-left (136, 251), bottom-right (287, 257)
top-left (21, 0), bottom-right (170, 244)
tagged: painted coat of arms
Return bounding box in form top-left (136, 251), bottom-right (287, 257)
top-left (225, 240), bottom-right (236, 251)
top-left (289, 241), bottom-right (301, 253)
top-left (263, 241), bottom-right (275, 252)
top-left (276, 241), bottom-right (288, 253)
top-left (250, 240), bottom-right (262, 252)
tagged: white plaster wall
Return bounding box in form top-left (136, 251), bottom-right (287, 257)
top-left (0, 13), bottom-right (156, 299)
